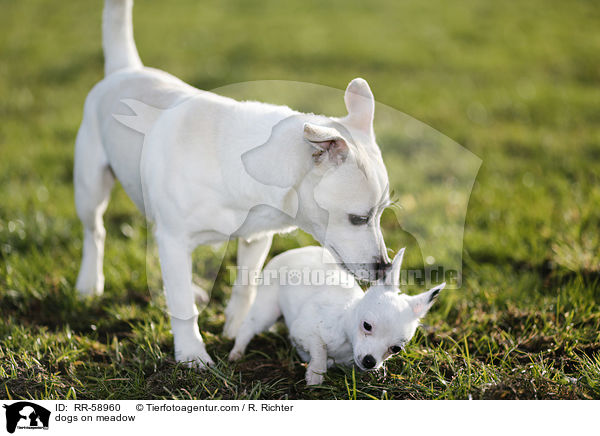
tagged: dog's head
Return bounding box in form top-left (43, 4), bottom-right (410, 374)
top-left (304, 78), bottom-right (391, 282)
top-left (243, 78), bottom-right (391, 281)
top-left (349, 248), bottom-right (446, 371)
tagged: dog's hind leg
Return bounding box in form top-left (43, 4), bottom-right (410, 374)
top-left (223, 234), bottom-right (273, 339)
top-left (228, 281), bottom-right (281, 361)
top-left (74, 116), bottom-right (114, 296)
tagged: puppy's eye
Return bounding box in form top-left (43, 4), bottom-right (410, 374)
top-left (349, 214), bottom-right (369, 225)
top-left (363, 322), bottom-right (372, 332)
top-left (390, 345), bottom-right (402, 354)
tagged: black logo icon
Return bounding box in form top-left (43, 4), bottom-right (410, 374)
top-left (2, 402), bottom-right (50, 434)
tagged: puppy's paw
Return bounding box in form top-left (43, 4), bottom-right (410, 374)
top-left (305, 369), bottom-right (325, 386)
top-left (228, 348), bottom-right (244, 362)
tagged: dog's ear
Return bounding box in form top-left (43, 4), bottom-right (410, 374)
top-left (344, 78), bottom-right (375, 133)
top-left (408, 282), bottom-right (446, 319)
top-left (242, 116), bottom-right (314, 188)
top-left (303, 123), bottom-right (349, 165)
top-left (379, 247), bottom-right (405, 287)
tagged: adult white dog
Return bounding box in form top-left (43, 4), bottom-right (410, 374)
top-left (74, 0), bottom-right (392, 368)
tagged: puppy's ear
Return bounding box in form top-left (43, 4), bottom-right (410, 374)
top-left (303, 123), bottom-right (349, 165)
top-left (408, 282), bottom-right (446, 319)
top-left (379, 247), bottom-right (405, 287)
top-left (344, 78), bottom-right (375, 133)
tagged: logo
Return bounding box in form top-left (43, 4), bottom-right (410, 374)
top-left (2, 402), bottom-right (50, 434)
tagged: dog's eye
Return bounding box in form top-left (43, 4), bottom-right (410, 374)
top-left (390, 345), bottom-right (402, 354)
top-left (349, 214), bottom-right (369, 225)
top-left (363, 322), bottom-right (372, 332)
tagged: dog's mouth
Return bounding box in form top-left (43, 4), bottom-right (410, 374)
top-left (327, 245), bottom-right (352, 273)
top-left (327, 245), bottom-right (374, 282)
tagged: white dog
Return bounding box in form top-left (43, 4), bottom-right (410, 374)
top-left (229, 246), bottom-right (445, 385)
top-left (74, 0), bottom-right (393, 368)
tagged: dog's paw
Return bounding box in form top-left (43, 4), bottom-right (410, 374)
top-left (228, 348), bottom-right (244, 362)
top-left (75, 264), bottom-right (105, 297)
top-left (172, 317), bottom-right (214, 370)
top-left (305, 369), bottom-right (325, 386)
top-left (75, 282), bottom-right (104, 298)
top-left (175, 348), bottom-right (215, 371)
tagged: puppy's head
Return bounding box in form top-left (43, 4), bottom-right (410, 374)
top-left (349, 248), bottom-right (446, 371)
top-left (297, 79), bottom-right (391, 282)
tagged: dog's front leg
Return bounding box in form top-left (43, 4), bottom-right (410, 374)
top-left (223, 235), bottom-right (273, 339)
top-left (157, 233), bottom-right (214, 369)
top-left (306, 340), bottom-right (328, 386)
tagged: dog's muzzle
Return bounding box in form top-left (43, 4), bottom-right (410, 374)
top-left (361, 354), bottom-right (377, 370)
top-left (328, 246), bottom-right (391, 281)
top-left (373, 257), bottom-right (391, 281)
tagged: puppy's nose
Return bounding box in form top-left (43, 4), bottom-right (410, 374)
top-left (373, 257), bottom-right (392, 281)
top-left (362, 354), bottom-right (376, 369)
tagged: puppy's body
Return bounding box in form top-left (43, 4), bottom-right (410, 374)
top-left (75, 0), bottom-right (392, 368)
top-left (230, 247), bottom-right (445, 385)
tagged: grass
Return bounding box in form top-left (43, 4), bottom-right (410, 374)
top-left (1, 0), bottom-right (599, 399)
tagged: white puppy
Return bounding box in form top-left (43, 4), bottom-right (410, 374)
top-left (75, 0), bottom-right (392, 368)
top-left (229, 246), bottom-right (446, 385)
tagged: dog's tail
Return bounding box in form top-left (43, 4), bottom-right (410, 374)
top-left (102, 0), bottom-right (143, 76)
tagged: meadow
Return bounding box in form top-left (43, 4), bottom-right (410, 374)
top-left (0, 0), bottom-right (599, 399)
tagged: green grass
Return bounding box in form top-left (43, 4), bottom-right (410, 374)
top-left (1, 0), bottom-right (599, 399)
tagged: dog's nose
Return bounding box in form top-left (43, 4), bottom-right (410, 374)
top-left (362, 355), bottom-right (376, 369)
top-left (373, 257), bottom-right (392, 281)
